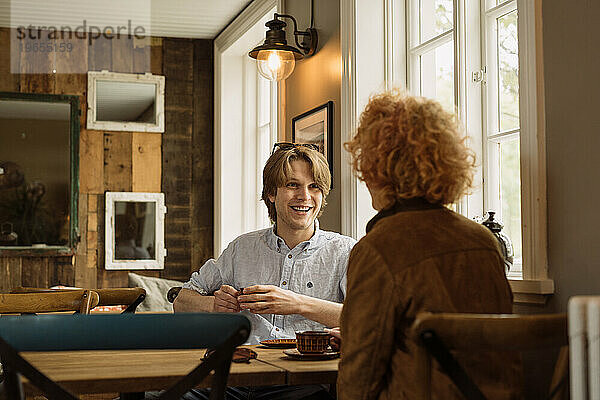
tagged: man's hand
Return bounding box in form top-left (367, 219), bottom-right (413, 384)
top-left (325, 327), bottom-right (341, 351)
top-left (213, 285), bottom-right (241, 312)
top-left (238, 285), bottom-right (302, 315)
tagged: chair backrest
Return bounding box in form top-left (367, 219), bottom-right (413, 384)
top-left (167, 286), bottom-right (182, 303)
top-left (0, 291), bottom-right (99, 315)
top-left (411, 312), bottom-right (568, 400)
top-left (568, 295), bottom-right (600, 400)
top-left (0, 312), bottom-right (250, 400)
top-left (11, 287), bottom-right (146, 313)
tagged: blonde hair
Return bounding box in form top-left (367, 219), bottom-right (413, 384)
top-left (262, 147), bottom-right (331, 223)
top-left (345, 90), bottom-right (476, 207)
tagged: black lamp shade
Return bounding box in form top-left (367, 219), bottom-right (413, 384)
top-left (248, 18), bottom-right (304, 60)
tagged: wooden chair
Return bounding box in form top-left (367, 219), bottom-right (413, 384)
top-left (11, 287), bottom-right (146, 313)
top-left (0, 291), bottom-right (99, 315)
top-left (0, 312), bottom-right (250, 400)
top-left (411, 312), bottom-right (568, 400)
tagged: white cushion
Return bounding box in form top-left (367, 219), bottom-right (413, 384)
top-left (127, 273), bottom-right (183, 312)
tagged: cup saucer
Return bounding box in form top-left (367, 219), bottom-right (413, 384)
top-left (283, 348), bottom-right (340, 360)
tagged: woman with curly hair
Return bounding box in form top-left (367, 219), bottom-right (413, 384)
top-left (336, 91), bottom-right (520, 399)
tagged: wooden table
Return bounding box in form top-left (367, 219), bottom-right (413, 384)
top-left (21, 345), bottom-right (339, 396)
top-left (255, 347), bottom-right (339, 386)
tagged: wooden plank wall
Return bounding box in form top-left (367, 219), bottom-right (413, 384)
top-left (162, 39), bottom-right (194, 280)
top-left (0, 28), bottom-right (214, 291)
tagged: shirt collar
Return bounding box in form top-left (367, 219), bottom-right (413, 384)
top-left (265, 219), bottom-right (322, 253)
top-left (366, 197), bottom-right (443, 233)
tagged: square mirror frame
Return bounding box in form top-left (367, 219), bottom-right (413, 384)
top-left (105, 192), bottom-right (167, 270)
top-left (0, 91), bottom-right (79, 255)
top-left (87, 71), bottom-right (165, 133)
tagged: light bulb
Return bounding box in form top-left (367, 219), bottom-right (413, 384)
top-left (256, 49), bottom-right (295, 81)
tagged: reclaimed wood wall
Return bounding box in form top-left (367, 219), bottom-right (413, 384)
top-left (0, 28), bottom-right (214, 291)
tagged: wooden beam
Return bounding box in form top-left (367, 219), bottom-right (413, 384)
top-left (132, 132), bottom-right (162, 192)
top-left (103, 132), bottom-right (132, 192)
top-left (111, 36), bottom-right (134, 73)
top-left (80, 130), bottom-right (104, 194)
top-left (54, 35), bottom-right (87, 95)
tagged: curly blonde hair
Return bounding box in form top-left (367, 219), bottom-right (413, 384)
top-left (345, 90), bottom-right (476, 207)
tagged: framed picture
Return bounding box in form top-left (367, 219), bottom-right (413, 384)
top-left (292, 101), bottom-right (334, 184)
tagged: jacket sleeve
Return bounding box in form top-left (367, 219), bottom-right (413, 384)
top-left (338, 241), bottom-right (397, 400)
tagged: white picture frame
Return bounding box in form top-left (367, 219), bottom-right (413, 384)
top-left (87, 71), bottom-right (165, 133)
top-left (105, 192), bottom-right (167, 270)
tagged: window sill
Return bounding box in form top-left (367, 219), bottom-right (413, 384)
top-left (0, 246), bottom-right (76, 258)
top-left (508, 278), bottom-right (554, 305)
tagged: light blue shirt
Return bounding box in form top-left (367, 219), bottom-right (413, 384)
top-left (183, 221), bottom-right (356, 344)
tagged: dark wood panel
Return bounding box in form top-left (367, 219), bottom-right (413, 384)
top-left (0, 257), bottom-right (22, 293)
top-left (134, 271), bottom-right (161, 278)
top-left (48, 257), bottom-right (75, 287)
top-left (97, 269), bottom-right (128, 288)
top-left (21, 257), bottom-right (49, 288)
top-left (96, 194), bottom-right (105, 271)
top-left (163, 39), bottom-right (193, 81)
top-left (0, 28), bottom-right (19, 92)
top-left (165, 109), bottom-right (193, 137)
top-left (192, 39), bottom-right (214, 270)
top-left (166, 77), bottom-right (193, 98)
top-left (162, 38), bottom-right (196, 277)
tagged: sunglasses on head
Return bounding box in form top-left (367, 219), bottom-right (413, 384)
top-left (271, 142), bottom-right (320, 155)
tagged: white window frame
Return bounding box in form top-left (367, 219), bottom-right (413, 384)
top-left (104, 192), bottom-right (167, 270)
top-left (214, 0), bottom-right (280, 256)
top-left (340, 0), bottom-right (551, 303)
top-left (87, 71), bottom-right (165, 133)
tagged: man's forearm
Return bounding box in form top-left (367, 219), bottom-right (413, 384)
top-left (173, 288), bottom-right (215, 313)
top-left (297, 295), bottom-right (343, 328)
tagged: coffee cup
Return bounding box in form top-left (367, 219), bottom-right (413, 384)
top-left (295, 330), bottom-right (331, 354)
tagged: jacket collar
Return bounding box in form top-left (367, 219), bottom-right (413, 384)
top-left (366, 197), bottom-right (443, 233)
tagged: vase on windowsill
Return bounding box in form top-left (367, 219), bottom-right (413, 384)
top-left (481, 211), bottom-right (514, 275)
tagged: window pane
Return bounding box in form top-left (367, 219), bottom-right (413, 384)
top-left (419, 40), bottom-right (454, 113)
top-left (497, 10), bottom-right (519, 132)
top-left (258, 76), bottom-right (271, 127)
top-left (499, 137), bottom-right (521, 261)
top-left (257, 124), bottom-right (271, 227)
top-left (417, 0), bottom-right (453, 44)
top-left (114, 202), bottom-right (155, 260)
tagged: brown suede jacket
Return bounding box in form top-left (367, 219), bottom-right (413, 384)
top-left (338, 199), bottom-right (521, 400)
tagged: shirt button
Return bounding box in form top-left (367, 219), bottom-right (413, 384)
top-left (288, 254), bottom-right (292, 259)
top-left (282, 281), bottom-right (287, 286)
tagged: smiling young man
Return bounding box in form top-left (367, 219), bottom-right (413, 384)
top-left (174, 144), bottom-right (356, 346)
